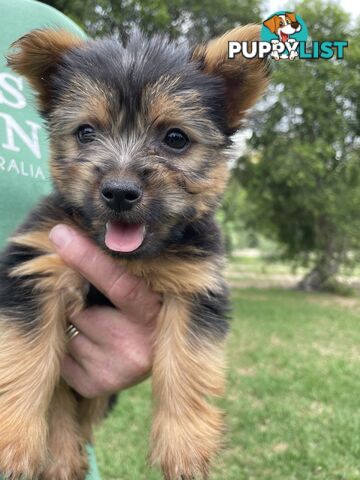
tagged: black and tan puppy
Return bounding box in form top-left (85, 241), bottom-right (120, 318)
top-left (1, 26), bottom-right (268, 479)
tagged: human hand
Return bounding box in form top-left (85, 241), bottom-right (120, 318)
top-left (49, 225), bottom-right (161, 398)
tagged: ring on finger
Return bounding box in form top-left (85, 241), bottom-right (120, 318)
top-left (66, 323), bottom-right (80, 343)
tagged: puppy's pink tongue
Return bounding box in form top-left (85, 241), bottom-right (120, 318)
top-left (105, 221), bottom-right (145, 252)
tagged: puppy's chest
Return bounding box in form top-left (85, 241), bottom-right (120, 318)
top-left (122, 256), bottom-right (220, 296)
top-left (85, 255), bottom-right (220, 311)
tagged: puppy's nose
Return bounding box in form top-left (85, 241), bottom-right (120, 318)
top-left (291, 21), bottom-right (299, 28)
top-left (101, 180), bottom-right (143, 211)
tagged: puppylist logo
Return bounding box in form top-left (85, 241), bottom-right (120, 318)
top-left (228, 11), bottom-right (348, 61)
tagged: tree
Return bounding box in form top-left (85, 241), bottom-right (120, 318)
top-left (236, 0), bottom-right (360, 291)
top-left (39, 0), bottom-right (263, 41)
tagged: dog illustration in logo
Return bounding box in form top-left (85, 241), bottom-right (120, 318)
top-left (263, 12), bottom-right (301, 60)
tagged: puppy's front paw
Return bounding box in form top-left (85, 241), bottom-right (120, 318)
top-left (39, 450), bottom-right (88, 480)
top-left (270, 51), bottom-right (280, 61)
top-left (0, 422), bottom-right (47, 479)
top-left (289, 50), bottom-right (298, 60)
top-left (150, 406), bottom-right (224, 479)
top-left (152, 435), bottom-right (210, 480)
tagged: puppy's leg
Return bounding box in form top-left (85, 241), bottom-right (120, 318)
top-left (40, 383), bottom-right (89, 480)
top-left (150, 291), bottom-right (228, 480)
top-left (77, 396), bottom-right (111, 443)
top-left (0, 298), bottom-right (66, 478)
top-left (43, 393), bottom-right (112, 480)
top-left (0, 249), bottom-right (86, 479)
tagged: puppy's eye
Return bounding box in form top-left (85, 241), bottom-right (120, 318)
top-left (163, 129), bottom-right (189, 151)
top-left (76, 124), bottom-right (96, 144)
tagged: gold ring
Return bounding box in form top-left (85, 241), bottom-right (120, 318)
top-left (66, 324), bottom-right (80, 343)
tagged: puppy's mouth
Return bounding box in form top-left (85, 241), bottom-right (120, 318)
top-left (280, 32), bottom-right (289, 42)
top-left (105, 220), bottom-right (146, 253)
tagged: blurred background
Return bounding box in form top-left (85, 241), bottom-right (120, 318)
top-left (37, 1), bottom-right (360, 478)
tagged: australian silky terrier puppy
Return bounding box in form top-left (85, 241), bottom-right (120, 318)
top-left (0, 25), bottom-right (268, 479)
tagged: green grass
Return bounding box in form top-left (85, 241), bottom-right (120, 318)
top-left (95, 288), bottom-right (360, 480)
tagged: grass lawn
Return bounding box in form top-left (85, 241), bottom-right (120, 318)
top-left (95, 288), bottom-right (360, 480)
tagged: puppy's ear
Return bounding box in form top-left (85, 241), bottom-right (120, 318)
top-left (7, 29), bottom-right (84, 111)
top-left (286, 12), bottom-right (297, 23)
top-left (263, 16), bottom-right (277, 33)
top-left (191, 24), bottom-right (269, 132)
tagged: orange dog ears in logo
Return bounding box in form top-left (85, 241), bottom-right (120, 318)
top-left (263, 12), bottom-right (297, 34)
top-left (286, 12), bottom-right (297, 23)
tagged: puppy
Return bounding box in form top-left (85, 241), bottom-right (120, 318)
top-left (263, 12), bottom-right (301, 60)
top-left (1, 26), bottom-right (268, 480)
top-left (263, 12), bottom-right (301, 42)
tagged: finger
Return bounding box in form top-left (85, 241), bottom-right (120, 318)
top-left (49, 224), bottom-right (158, 316)
top-left (66, 328), bottom-right (99, 365)
top-left (70, 306), bottom-right (156, 347)
top-left (70, 306), bottom-right (121, 345)
top-left (61, 354), bottom-right (97, 398)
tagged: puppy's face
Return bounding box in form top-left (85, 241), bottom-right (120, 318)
top-left (264, 13), bottom-right (301, 42)
top-left (46, 39), bottom-right (229, 257)
top-left (8, 27), bottom-right (268, 257)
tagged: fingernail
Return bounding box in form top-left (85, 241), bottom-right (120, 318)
top-left (49, 224), bottom-right (74, 249)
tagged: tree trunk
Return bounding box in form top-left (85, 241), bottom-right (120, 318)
top-left (298, 254), bottom-right (341, 291)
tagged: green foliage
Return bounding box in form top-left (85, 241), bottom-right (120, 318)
top-left (237, 0), bottom-right (360, 278)
top-left (218, 176), bottom-right (253, 252)
top-left (39, 0), bottom-right (262, 41)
